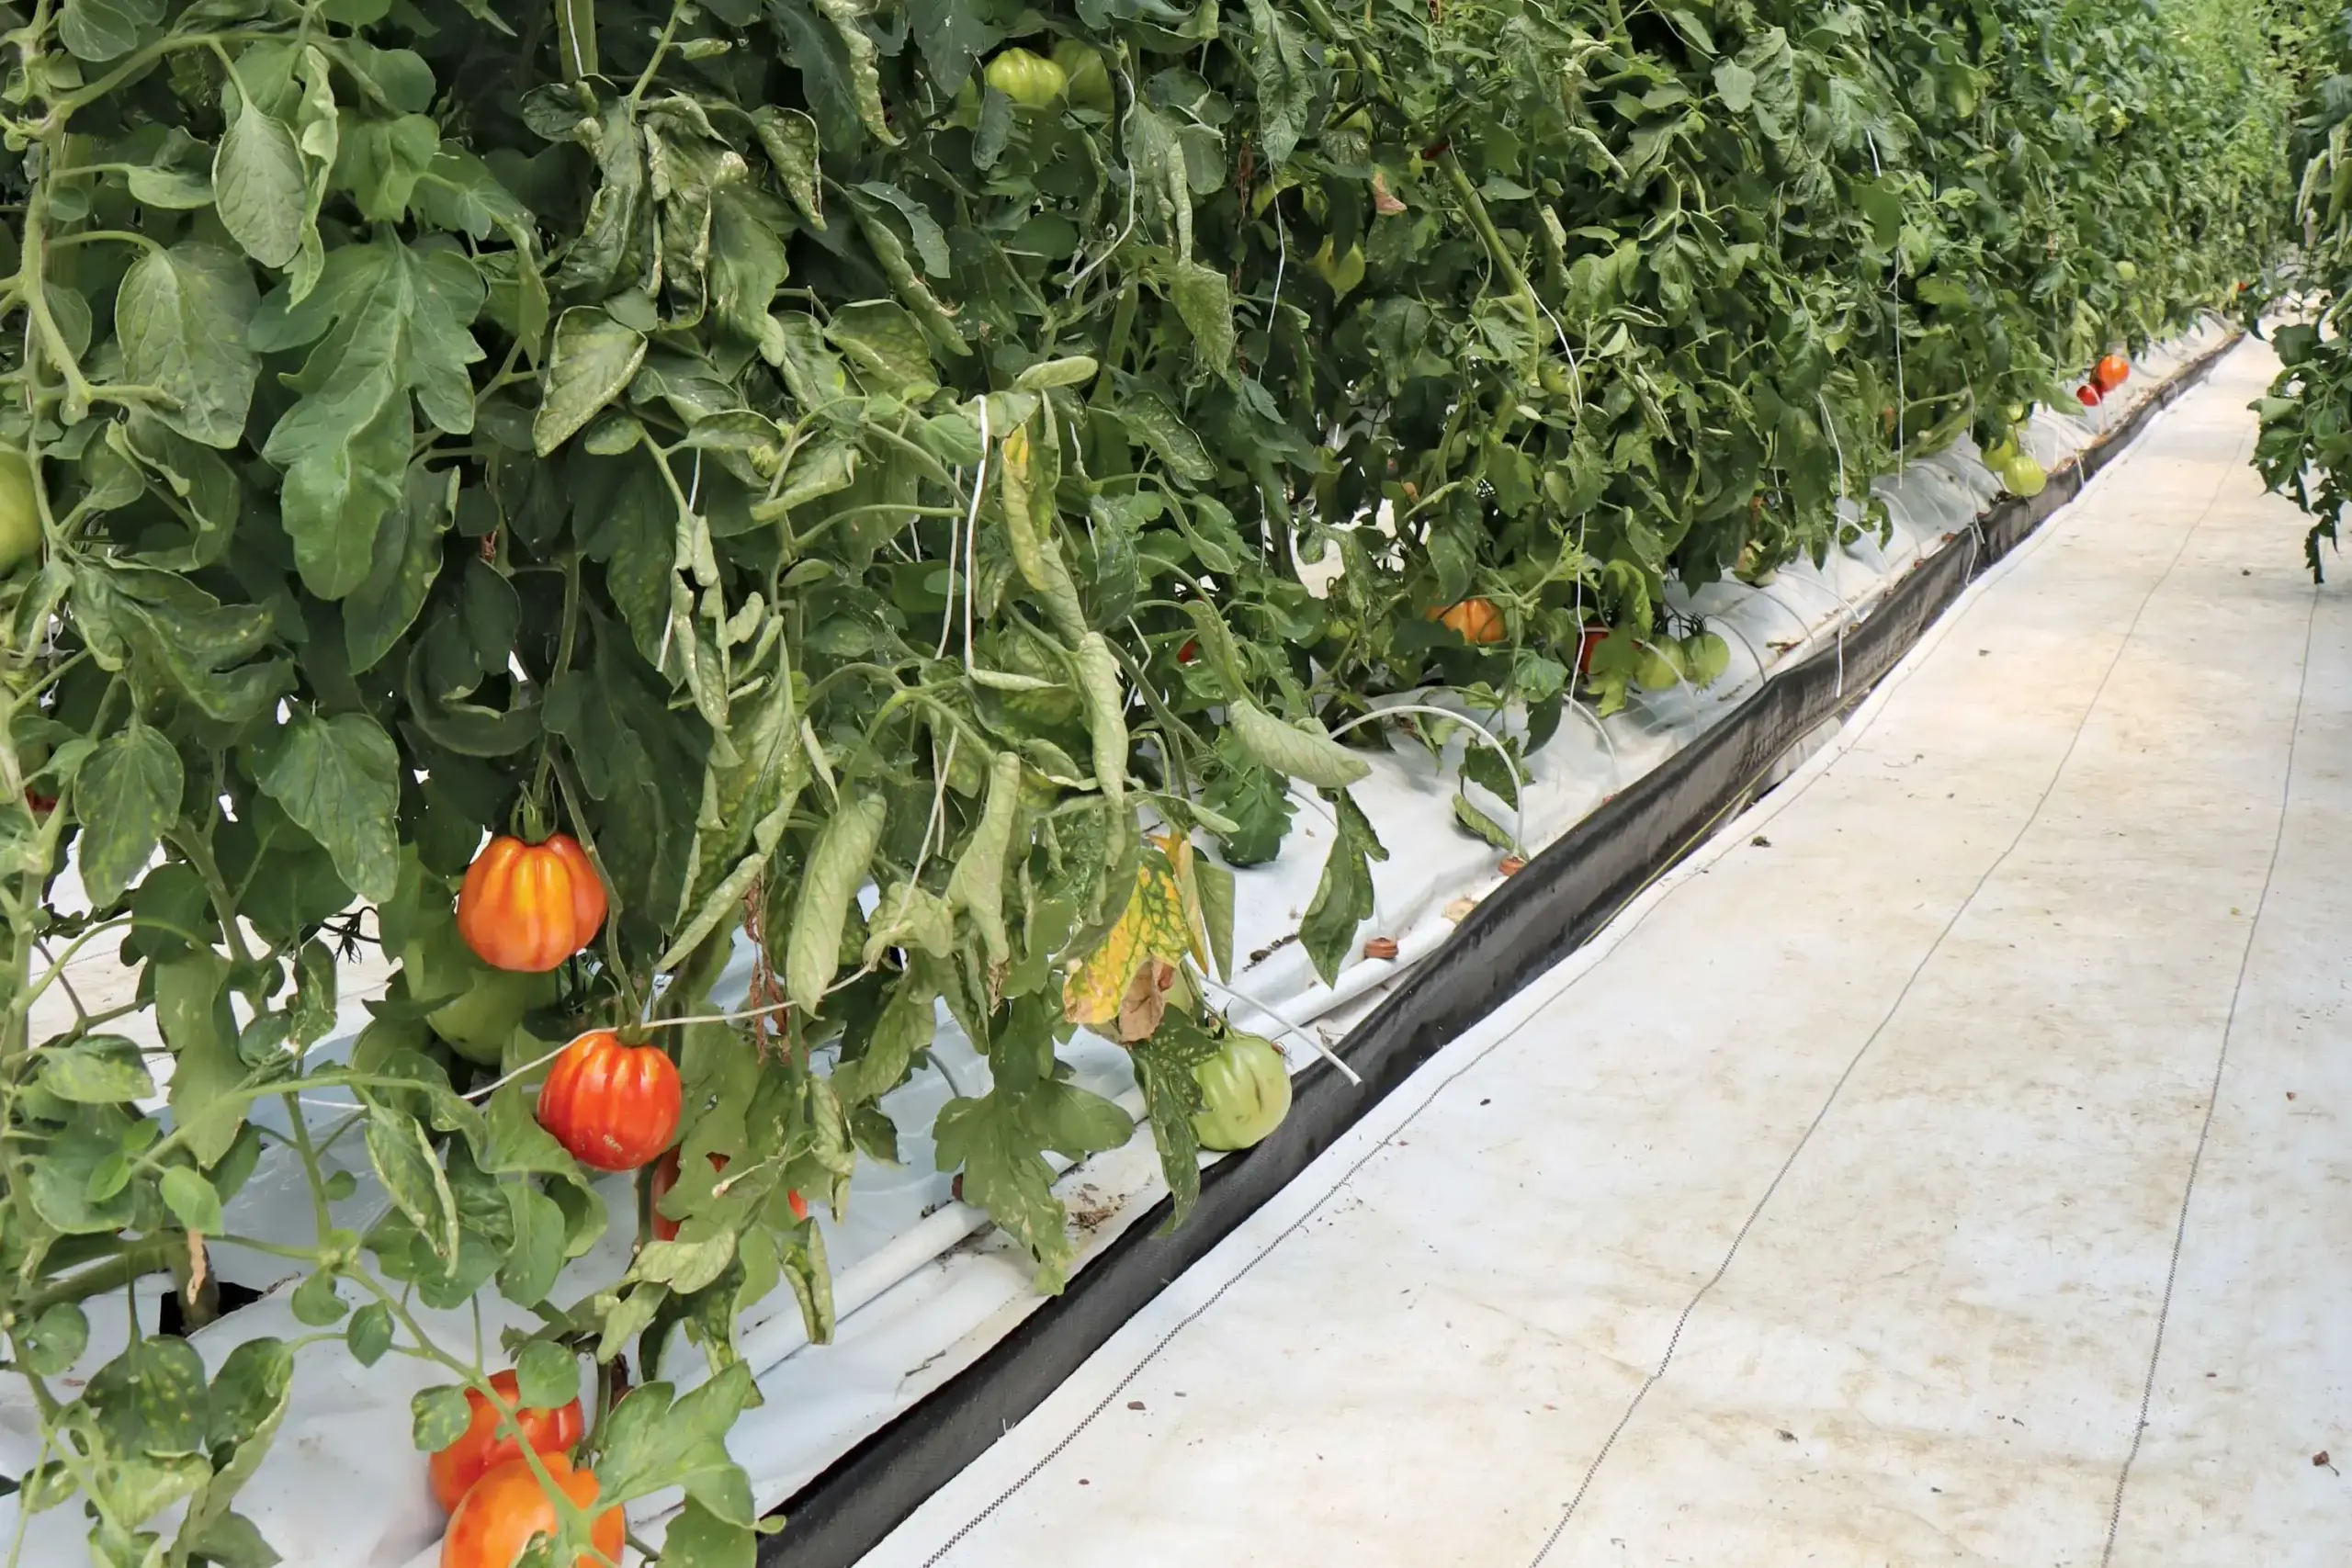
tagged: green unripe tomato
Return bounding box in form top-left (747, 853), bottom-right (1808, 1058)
top-left (1983, 436), bottom-right (2019, 470)
top-left (1308, 237), bottom-right (1367, 299)
top-left (984, 48), bottom-right (1068, 108)
top-left (402, 917), bottom-right (557, 1065)
top-left (2115, 260), bottom-right (2139, 284)
top-left (0, 453), bottom-right (43, 576)
top-left (1052, 39), bottom-right (1112, 113)
top-left (1192, 1032), bottom-right (1292, 1151)
top-left (1633, 644), bottom-right (1681, 693)
top-left (1998, 452), bottom-right (2048, 499)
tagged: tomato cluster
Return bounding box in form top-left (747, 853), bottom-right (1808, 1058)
top-left (431, 1373), bottom-right (618, 1568)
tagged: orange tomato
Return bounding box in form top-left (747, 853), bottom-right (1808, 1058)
top-left (441, 1454), bottom-right (621, 1568)
top-left (537, 1031), bottom-right (681, 1173)
top-left (429, 1371), bottom-right (585, 1514)
top-left (1430, 597), bottom-right (1506, 644)
top-left (458, 834), bottom-right (607, 973)
top-left (2093, 353), bottom-right (2130, 392)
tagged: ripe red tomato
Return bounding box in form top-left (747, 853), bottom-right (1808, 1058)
top-left (2093, 353), bottom-right (2130, 391)
top-left (2076, 383), bottom-right (2103, 408)
top-left (457, 833), bottom-right (607, 973)
top-left (1430, 597), bottom-right (1506, 644)
top-left (23, 786), bottom-right (55, 816)
top-left (428, 1371), bottom-right (584, 1514)
top-left (1576, 625), bottom-right (1606, 676)
top-left (441, 1454), bottom-right (621, 1568)
top-left (1177, 639), bottom-right (1200, 664)
top-left (537, 1031), bottom-right (681, 1172)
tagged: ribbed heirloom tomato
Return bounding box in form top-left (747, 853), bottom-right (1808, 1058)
top-left (441, 1454), bottom-right (620, 1568)
top-left (981, 47), bottom-right (1065, 107)
top-left (429, 1371), bottom-right (584, 1513)
top-left (458, 833), bottom-right (606, 973)
top-left (1192, 1032), bottom-right (1293, 1151)
top-left (537, 1031), bottom-right (681, 1172)
top-left (1430, 597), bottom-right (1506, 644)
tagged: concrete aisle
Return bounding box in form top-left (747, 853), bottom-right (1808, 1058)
top-left (861, 338), bottom-right (2352, 1568)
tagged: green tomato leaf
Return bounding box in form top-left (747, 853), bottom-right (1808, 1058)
top-left (255, 238), bottom-right (483, 597)
top-left (16, 1303), bottom-right (91, 1378)
top-left (86, 1336), bottom-right (209, 1457)
top-left (661, 1498), bottom-right (755, 1568)
top-left (1129, 1025), bottom-right (1218, 1228)
top-left (933, 1074), bottom-right (1132, 1291)
top-left (289, 1270), bottom-right (347, 1326)
top-left (1227, 696), bottom-right (1370, 789)
top-left (1300, 788), bottom-right (1387, 985)
top-left (591, 1366), bottom-right (757, 1514)
top-left (214, 95), bottom-right (308, 269)
top-left (410, 1383), bottom-right (472, 1451)
top-left (159, 1167), bottom-right (224, 1233)
top-left (56, 0), bottom-right (161, 61)
top-left (116, 245), bottom-right (260, 449)
top-left (366, 1104), bottom-right (461, 1262)
top-left (74, 717), bottom-right (183, 904)
top-left (534, 307), bottom-right (648, 456)
top-left (514, 1339), bottom-right (577, 1410)
top-left (498, 1180), bottom-right (569, 1306)
top-left (345, 1302), bottom-right (394, 1366)
top-left (175, 1510), bottom-right (281, 1568)
top-left (254, 712), bottom-right (401, 901)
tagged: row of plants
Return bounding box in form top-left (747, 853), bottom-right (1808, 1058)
top-left (2252, 5), bottom-right (2352, 571)
top-left (0, 0), bottom-right (2302, 1562)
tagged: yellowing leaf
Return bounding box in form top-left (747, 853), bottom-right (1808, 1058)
top-left (1062, 846), bottom-right (1193, 1035)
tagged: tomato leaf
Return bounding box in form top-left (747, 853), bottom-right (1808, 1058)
top-left (86, 1336), bottom-right (209, 1457)
top-left (1300, 789), bottom-right (1387, 985)
top-left (660, 1497), bottom-right (755, 1568)
top-left (115, 245), bottom-right (259, 451)
top-left (254, 712), bottom-right (401, 902)
top-left (70, 718), bottom-right (181, 905)
top-left (534, 307), bottom-right (649, 456)
top-left (214, 94), bottom-right (308, 269)
top-left (410, 1384), bottom-right (472, 1450)
top-left (365, 1104), bottom-right (461, 1262)
top-left (1129, 1024), bottom-right (1218, 1229)
top-left (590, 1365), bottom-right (758, 1516)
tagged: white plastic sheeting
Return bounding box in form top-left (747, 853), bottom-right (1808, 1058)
top-left (858, 336), bottom-right (2352, 1568)
top-left (0, 323), bottom-right (2234, 1568)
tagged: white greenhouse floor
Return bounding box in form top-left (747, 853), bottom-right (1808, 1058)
top-left (858, 336), bottom-right (2352, 1568)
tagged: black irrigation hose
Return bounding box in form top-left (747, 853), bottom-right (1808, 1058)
top-left (757, 332), bottom-right (2243, 1568)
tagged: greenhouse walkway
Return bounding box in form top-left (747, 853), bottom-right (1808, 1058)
top-left (859, 336), bottom-right (2352, 1568)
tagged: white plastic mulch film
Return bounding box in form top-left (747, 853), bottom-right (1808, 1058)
top-left (0, 321), bottom-right (2233, 1568)
top-left (863, 334), bottom-right (2351, 1567)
